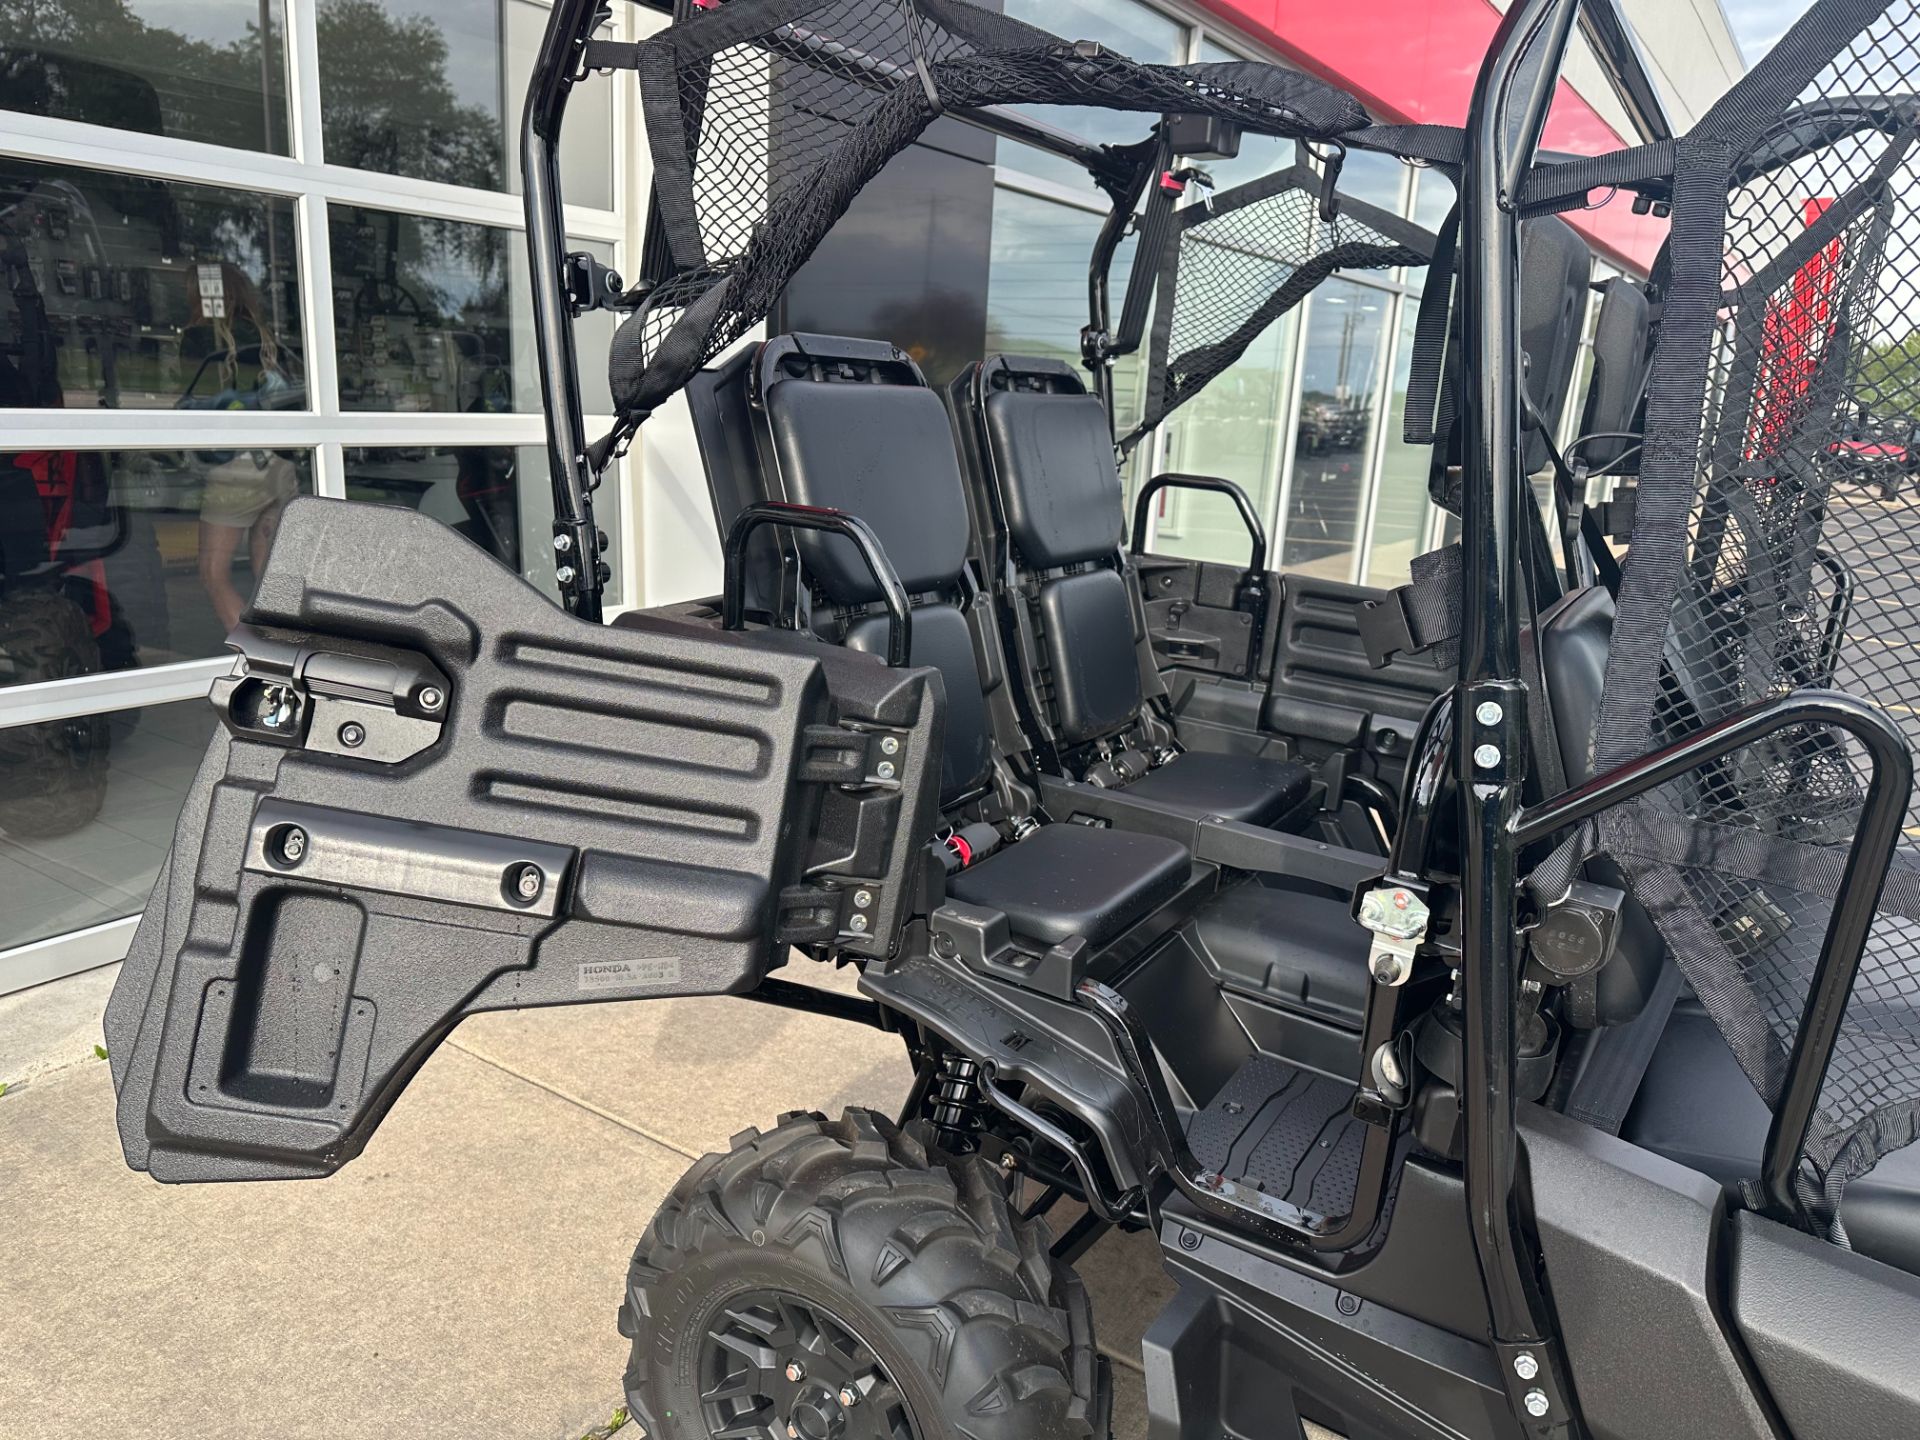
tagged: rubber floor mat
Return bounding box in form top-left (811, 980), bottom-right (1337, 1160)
top-left (1186, 1055), bottom-right (1365, 1220)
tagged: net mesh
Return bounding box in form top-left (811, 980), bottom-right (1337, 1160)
top-left (610, 0), bottom-right (1372, 419)
top-left (1128, 164), bottom-right (1432, 445)
top-left (1589, 0), bottom-right (1920, 1220)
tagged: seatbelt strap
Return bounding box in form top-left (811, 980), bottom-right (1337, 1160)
top-left (1403, 202), bottom-right (1460, 447)
top-left (1356, 542), bottom-right (1462, 669)
top-left (1562, 962), bottom-right (1683, 1134)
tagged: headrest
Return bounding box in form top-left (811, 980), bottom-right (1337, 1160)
top-left (763, 374), bottom-right (971, 605)
top-left (981, 384), bottom-right (1125, 568)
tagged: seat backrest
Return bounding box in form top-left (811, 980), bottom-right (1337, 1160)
top-left (953, 355), bottom-right (1147, 755)
top-left (1519, 216), bottom-right (1596, 476)
top-left (692, 333), bottom-right (995, 807)
top-left (1577, 277), bottom-right (1651, 473)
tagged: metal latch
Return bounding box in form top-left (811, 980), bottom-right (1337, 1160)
top-left (1355, 880), bottom-right (1432, 987)
top-left (213, 623), bottom-right (450, 764)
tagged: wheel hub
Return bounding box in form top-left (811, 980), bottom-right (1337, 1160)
top-left (698, 1289), bottom-right (915, 1440)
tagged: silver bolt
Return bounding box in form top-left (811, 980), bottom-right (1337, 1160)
top-left (1475, 700), bottom-right (1505, 726)
top-left (1371, 952), bottom-right (1405, 984)
top-left (848, 914), bottom-right (869, 934)
top-left (880, 736), bottom-right (900, 755)
top-left (853, 889), bottom-right (872, 909)
top-left (262, 685), bottom-right (297, 730)
top-left (553, 533), bottom-right (573, 553)
top-left (279, 827), bottom-right (307, 864)
top-left (838, 1386), bottom-right (860, 1408)
top-left (876, 761), bottom-right (896, 780)
top-left (419, 686), bottom-right (444, 711)
top-left (514, 865), bottom-right (543, 901)
top-left (999, 1151), bottom-right (1019, 1172)
top-left (555, 564), bottom-right (577, 585)
top-left (1523, 1389), bottom-right (1550, 1418)
top-left (338, 722), bottom-right (366, 748)
top-left (1473, 743), bottom-right (1502, 769)
top-left (1513, 1352), bottom-right (1539, 1381)
top-left (784, 1362), bottom-right (804, 1383)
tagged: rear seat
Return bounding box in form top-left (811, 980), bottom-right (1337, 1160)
top-left (948, 355), bottom-right (1314, 831)
top-left (699, 333), bottom-right (1190, 951)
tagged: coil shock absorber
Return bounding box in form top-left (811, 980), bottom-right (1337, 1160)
top-left (928, 1052), bottom-right (986, 1154)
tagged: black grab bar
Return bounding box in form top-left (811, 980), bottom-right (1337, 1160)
top-left (1513, 687), bottom-right (1912, 1222)
top-left (1131, 472), bottom-right (1269, 573)
top-left (721, 501), bottom-right (914, 667)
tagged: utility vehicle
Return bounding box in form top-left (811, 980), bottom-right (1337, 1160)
top-left (85, 0), bottom-right (1920, 1436)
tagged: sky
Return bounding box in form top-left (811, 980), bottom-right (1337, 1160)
top-left (1721, 0), bottom-right (1816, 64)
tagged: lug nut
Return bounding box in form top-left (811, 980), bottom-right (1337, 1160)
top-left (1475, 700), bottom-right (1505, 726)
top-left (338, 722), bottom-right (366, 748)
top-left (838, 1386), bottom-right (859, 1408)
top-left (1473, 743), bottom-right (1501, 769)
top-left (279, 826), bottom-right (308, 865)
top-left (784, 1362), bottom-right (804, 1383)
top-left (1513, 1352), bottom-right (1539, 1380)
top-left (1523, 1389), bottom-right (1550, 1418)
top-left (419, 686), bottom-right (444, 711)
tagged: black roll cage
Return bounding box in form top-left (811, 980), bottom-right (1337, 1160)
top-left (517, 0), bottom-right (1912, 1430)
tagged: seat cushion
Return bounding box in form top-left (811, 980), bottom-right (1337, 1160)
top-left (982, 388), bottom-right (1125, 567)
top-left (1122, 750), bottom-right (1312, 829)
top-left (764, 378), bottom-right (971, 603)
top-left (1191, 881), bottom-right (1369, 1028)
top-left (1038, 568), bottom-right (1142, 745)
top-left (1624, 1004), bottom-right (1920, 1275)
top-left (948, 823), bottom-right (1189, 948)
top-left (846, 602), bottom-right (992, 804)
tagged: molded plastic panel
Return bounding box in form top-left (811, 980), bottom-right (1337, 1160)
top-left (102, 499), bottom-right (942, 1182)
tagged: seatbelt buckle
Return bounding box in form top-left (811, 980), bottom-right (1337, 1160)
top-left (1356, 589), bottom-right (1418, 670)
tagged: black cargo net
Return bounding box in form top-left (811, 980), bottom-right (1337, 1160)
top-left (610, 0), bottom-right (1372, 419)
top-left (1581, 0), bottom-right (1920, 1228)
top-left (1126, 164), bottom-right (1433, 446)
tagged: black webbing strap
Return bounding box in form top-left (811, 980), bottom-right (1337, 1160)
top-left (1563, 962), bottom-right (1684, 1134)
top-left (1404, 201), bottom-right (1459, 447)
top-left (582, 37), bottom-right (643, 71)
top-left (1356, 542), bottom-right (1461, 669)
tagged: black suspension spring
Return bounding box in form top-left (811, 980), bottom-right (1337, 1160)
top-left (928, 1052), bottom-right (986, 1154)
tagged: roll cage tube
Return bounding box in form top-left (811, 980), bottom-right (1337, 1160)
top-left (1454, 0), bottom-right (1587, 1432)
top-left (524, 0), bottom-right (606, 621)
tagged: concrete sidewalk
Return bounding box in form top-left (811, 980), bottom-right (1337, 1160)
top-left (1, 962), bottom-right (1164, 1439)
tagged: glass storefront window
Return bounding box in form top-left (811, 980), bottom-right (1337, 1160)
top-left (1365, 298), bottom-right (1432, 587)
top-left (317, 0), bottom-right (613, 206)
top-left (0, 696), bottom-right (213, 948)
top-left (1282, 278), bottom-right (1389, 579)
top-left (984, 188), bottom-right (1140, 426)
top-left (0, 447), bottom-right (316, 685)
top-left (2, 160), bottom-right (304, 412)
top-left (999, 0), bottom-right (1185, 194)
top-left (329, 208), bottom-right (615, 414)
top-left (342, 444), bottom-right (621, 604)
top-left (1, 0), bottom-right (292, 154)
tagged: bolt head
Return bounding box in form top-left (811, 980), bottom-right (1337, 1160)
top-left (553, 533), bottom-right (573, 553)
top-left (279, 827), bottom-right (307, 864)
top-left (838, 1386), bottom-right (859, 1408)
top-left (1523, 1388), bottom-right (1550, 1418)
top-left (1475, 700), bottom-right (1505, 726)
top-left (1371, 953), bottom-right (1403, 984)
top-left (784, 1362), bottom-right (804, 1383)
top-left (555, 564), bottom-right (576, 585)
top-left (1473, 742), bottom-right (1502, 769)
top-left (853, 889), bottom-right (872, 909)
top-left (880, 736), bottom-right (900, 755)
top-left (514, 865), bottom-right (543, 901)
top-left (848, 914), bottom-right (869, 934)
top-left (419, 687), bottom-right (444, 711)
top-left (1513, 1352), bottom-right (1539, 1380)
top-left (338, 722), bottom-right (365, 748)
top-left (876, 760), bottom-right (896, 780)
